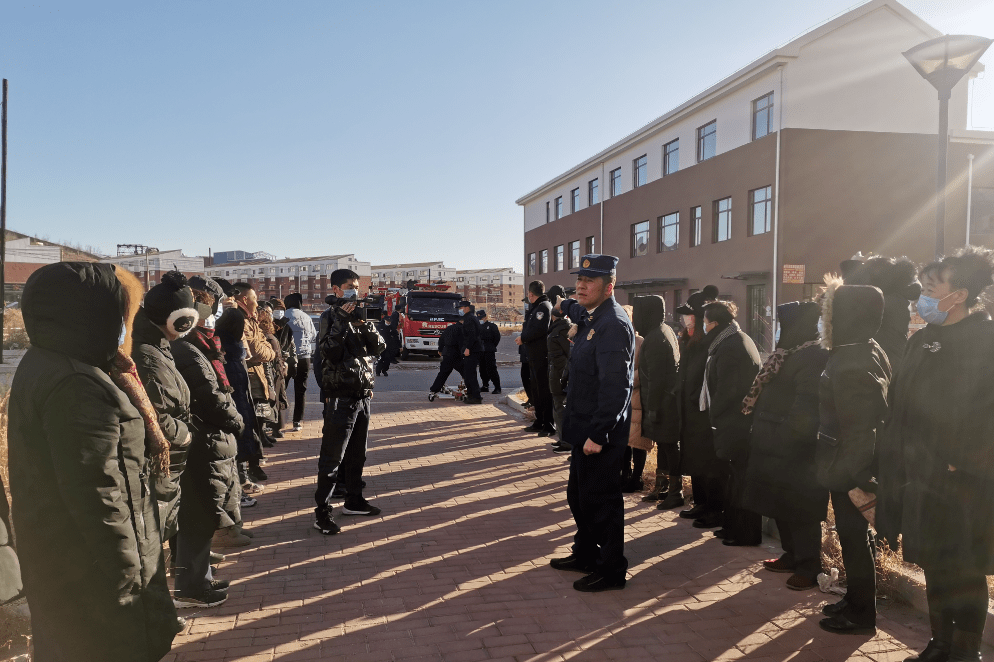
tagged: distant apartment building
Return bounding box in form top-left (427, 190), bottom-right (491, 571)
top-left (100, 249), bottom-right (205, 291)
top-left (517, 0), bottom-right (994, 352)
top-left (211, 250), bottom-right (277, 266)
top-left (454, 268), bottom-right (524, 305)
top-left (204, 254), bottom-right (372, 310)
top-left (4, 231), bottom-right (100, 302)
top-left (370, 262), bottom-right (457, 289)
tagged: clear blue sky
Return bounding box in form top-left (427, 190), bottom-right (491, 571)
top-left (1, 0), bottom-right (991, 270)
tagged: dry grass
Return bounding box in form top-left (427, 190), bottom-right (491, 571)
top-left (2, 310), bottom-right (27, 351)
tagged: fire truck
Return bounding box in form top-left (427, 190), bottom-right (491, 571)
top-left (376, 286), bottom-right (463, 359)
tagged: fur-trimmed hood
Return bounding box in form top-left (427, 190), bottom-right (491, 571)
top-left (820, 274), bottom-right (885, 350)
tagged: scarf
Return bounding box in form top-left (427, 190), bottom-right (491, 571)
top-left (699, 322), bottom-right (740, 412)
top-left (108, 350), bottom-right (171, 477)
top-left (741, 339), bottom-right (821, 415)
top-left (184, 326), bottom-right (233, 392)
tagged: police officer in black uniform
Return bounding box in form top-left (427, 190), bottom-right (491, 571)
top-left (375, 307), bottom-right (400, 376)
top-left (458, 300), bottom-right (484, 404)
top-left (428, 321), bottom-right (464, 399)
top-left (476, 310), bottom-right (502, 394)
top-left (518, 281), bottom-right (555, 436)
top-left (549, 255), bottom-right (635, 592)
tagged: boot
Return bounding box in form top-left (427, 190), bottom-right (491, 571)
top-left (947, 630), bottom-right (983, 662)
top-left (658, 476), bottom-right (685, 509)
top-left (905, 607), bottom-right (953, 662)
top-left (212, 526), bottom-right (251, 548)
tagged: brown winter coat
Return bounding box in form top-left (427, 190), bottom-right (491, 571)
top-left (241, 311), bottom-right (276, 400)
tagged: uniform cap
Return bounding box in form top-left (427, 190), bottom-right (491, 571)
top-left (458, 300), bottom-right (473, 308)
top-left (571, 254), bottom-right (619, 277)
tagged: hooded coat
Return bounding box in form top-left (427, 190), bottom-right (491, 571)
top-left (741, 302), bottom-right (830, 522)
top-left (632, 296), bottom-right (680, 446)
top-left (877, 311), bottom-right (994, 573)
top-left (9, 262), bottom-right (178, 661)
top-left (131, 308), bottom-right (192, 542)
top-left (815, 280), bottom-right (891, 493)
top-left (171, 330), bottom-right (244, 531)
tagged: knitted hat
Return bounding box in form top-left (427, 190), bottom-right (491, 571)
top-left (143, 271), bottom-right (198, 339)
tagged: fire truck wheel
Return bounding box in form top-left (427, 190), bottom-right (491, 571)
top-left (400, 349), bottom-right (410, 361)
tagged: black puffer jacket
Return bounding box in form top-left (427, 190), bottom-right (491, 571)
top-left (703, 322), bottom-right (761, 463)
top-left (10, 262), bottom-right (178, 661)
top-left (318, 305), bottom-right (386, 398)
top-left (132, 308), bottom-right (192, 542)
top-left (172, 329), bottom-right (244, 531)
top-left (741, 302), bottom-right (829, 522)
top-left (547, 315), bottom-right (571, 396)
top-left (815, 281), bottom-right (891, 493)
top-left (632, 295), bottom-right (680, 445)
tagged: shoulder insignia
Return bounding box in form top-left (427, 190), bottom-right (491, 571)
top-left (536, 311), bottom-right (544, 320)
top-left (587, 329), bottom-right (595, 341)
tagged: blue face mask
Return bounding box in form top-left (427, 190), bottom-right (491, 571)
top-left (774, 326), bottom-right (781, 344)
top-left (917, 291), bottom-right (958, 326)
top-left (341, 288), bottom-right (358, 300)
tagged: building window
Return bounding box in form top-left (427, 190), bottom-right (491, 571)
top-left (546, 201), bottom-right (550, 224)
top-left (554, 196), bottom-right (563, 220)
top-left (633, 155), bottom-right (647, 187)
top-left (528, 253), bottom-right (536, 276)
top-left (610, 168), bottom-right (622, 197)
top-left (586, 235), bottom-right (595, 255)
top-left (697, 120), bottom-right (717, 162)
top-left (569, 240), bottom-right (580, 269)
top-left (753, 92), bottom-right (774, 141)
top-left (658, 212), bottom-right (679, 251)
top-left (690, 206), bottom-right (702, 247)
top-left (555, 245), bottom-right (564, 272)
top-left (588, 178), bottom-right (599, 205)
top-left (663, 139), bottom-right (679, 176)
top-left (631, 221), bottom-right (650, 258)
top-left (570, 187), bottom-right (580, 213)
top-left (713, 197), bottom-right (732, 243)
top-left (749, 186), bottom-right (772, 235)
top-left (539, 249), bottom-right (548, 275)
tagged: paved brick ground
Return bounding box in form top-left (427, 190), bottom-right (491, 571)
top-left (164, 391), bottom-right (938, 662)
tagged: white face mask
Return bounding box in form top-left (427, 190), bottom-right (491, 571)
top-left (118, 322), bottom-right (127, 347)
top-left (203, 313), bottom-right (216, 330)
top-left (774, 325), bottom-right (781, 344)
top-left (340, 288), bottom-right (358, 300)
top-left (273, 309), bottom-right (285, 320)
top-left (817, 317), bottom-right (825, 338)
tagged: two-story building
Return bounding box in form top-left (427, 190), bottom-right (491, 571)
top-left (454, 268), bottom-right (524, 305)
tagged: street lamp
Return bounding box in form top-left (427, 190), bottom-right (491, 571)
top-left (903, 34), bottom-right (992, 258)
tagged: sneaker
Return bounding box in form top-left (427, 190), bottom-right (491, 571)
top-left (314, 508), bottom-right (340, 535)
top-left (762, 556), bottom-right (796, 574)
top-left (573, 572), bottom-right (626, 593)
top-left (212, 526), bottom-right (251, 548)
top-left (248, 466), bottom-right (268, 482)
top-left (209, 551), bottom-right (225, 563)
top-left (173, 588), bottom-right (228, 609)
top-left (342, 497), bottom-right (381, 516)
top-left (549, 554), bottom-right (594, 573)
top-left (209, 578), bottom-right (230, 591)
top-left (241, 480), bottom-right (264, 494)
top-left (240, 495), bottom-right (258, 508)
top-left (292, 422), bottom-right (302, 432)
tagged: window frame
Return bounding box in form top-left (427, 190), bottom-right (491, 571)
top-left (539, 249), bottom-right (548, 275)
top-left (658, 211), bottom-right (680, 252)
top-left (752, 92), bottom-right (774, 141)
top-left (585, 235), bottom-right (596, 255)
top-left (712, 197), bottom-right (732, 243)
top-left (569, 240), bottom-right (580, 269)
top-left (528, 253), bottom-right (536, 277)
top-left (610, 168), bottom-right (622, 197)
top-left (697, 120), bottom-right (717, 163)
top-left (748, 186), bottom-right (773, 236)
top-left (554, 245), bottom-right (564, 272)
top-left (571, 187), bottom-right (580, 213)
top-left (554, 196), bottom-right (563, 221)
top-left (588, 178), bottom-right (599, 205)
top-left (663, 139), bottom-right (679, 176)
top-left (631, 220), bottom-right (650, 258)
top-left (633, 154), bottom-right (647, 188)
top-left (690, 206), bottom-right (702, 247)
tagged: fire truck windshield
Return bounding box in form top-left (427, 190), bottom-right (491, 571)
top-left (407, 297), bottom-right (462, 320)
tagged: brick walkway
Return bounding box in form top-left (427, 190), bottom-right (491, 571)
top-left (164, 392), bottom-right (934, 662)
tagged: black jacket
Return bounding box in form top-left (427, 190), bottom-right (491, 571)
top-left (317, 305), bottom-right (386, 398)
top-left (481, 320), bottom-right (501, 352)
top-left (878, 312), bottom-right (994, 573)
top-left (9, 262), bottom-right (178, 661)
top-left (460, 311), bottom-right (485, 354)
top-left (703, 322), bottom-right (761, 463)
top-left (742, 302), bottom-right (829, 522)
top-left (632, 295), bottom-right (680, 445)
top-left (520, 295), bottom-right (552, 362)
top-left (439, 322), bottom-right (464, 359)
top-left (216, 314), bottom-right (260, 461)
top-left (815, 283), bottom-right (891, 493)
top-left (679, 329), bottom-right (719, 476)
top-left (547, 316), bottom-right (571, 396)
top-left (274, 318), bottom-right (297, 372)
top-left (172, 330), bottom-right (244, 531)
top-left (132, 308), bottom-right (193, 542)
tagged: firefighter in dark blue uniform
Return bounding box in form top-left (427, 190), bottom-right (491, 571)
top-left (458, 300), bottom-right (484, 404)
top-left (549, 255), bottom-right (634, 592)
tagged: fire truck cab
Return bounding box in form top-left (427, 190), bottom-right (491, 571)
top-left (380, 288), bottom-right (462, 359)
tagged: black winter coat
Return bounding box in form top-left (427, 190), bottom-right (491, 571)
top-left (132, 309), bottom-right (192, 542)
top-left (459, 311), bottom-right (484, 354)
top-left (679, 331), bottom-right (719, 476)
top-left (218, 335), bottom-right (260, 461)
top-left (318, 306), bottom-right (386, 398)
top-left (172, 332), bottom-right (244, 531)
top-left (878, 313), bottom-right (994, 573)
top-left (481, 320), bottom-right (501, 352)
top-left (633, 296), bottom-right (680, 445)
top-left (520, 295), bottom-right (551, 362)
top-left (703, 323), bottom-right (761, 463)
top-left (439, 322), bottom-right (464, 359)
top-left (10, 262), bottom-right (178, 661)
top-left (547, 316), bottom-right (571, 396)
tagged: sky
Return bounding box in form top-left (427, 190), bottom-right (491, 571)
top-left (0, 0), bottom-right (992, 271)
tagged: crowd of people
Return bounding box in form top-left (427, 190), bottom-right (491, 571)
top-left (544, 247), bottom-right (994, 662)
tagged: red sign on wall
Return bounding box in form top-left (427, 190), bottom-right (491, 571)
top-left (782, 264), bottom-right (806, 284)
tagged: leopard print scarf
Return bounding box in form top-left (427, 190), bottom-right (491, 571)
top-left (108, 350), bottom-right (171, 477)
top-left (741, 340), bottom-right (821, 415)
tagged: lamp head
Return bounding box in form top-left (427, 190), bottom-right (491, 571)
top-left (903, 34), bottom-right (993, 96)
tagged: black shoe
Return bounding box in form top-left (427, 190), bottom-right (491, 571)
top-left (464, 397), bottom-right (483, 404)
top-left (549, 554), bottom-right (595, 573)
top-left (261, 436), bottom-right (276, 448)
top-left (342, 497), bottom-right (381, 516)
top-left (763, 556), bottom-right (796, 574)
top-left (722, 538), bottom-right (761, 547)
top-left (822, 598), bottom-right (848, 617)
top-left (272, 430), bottom-right (284, 439)
top-left (680, 504), bottom-right (708, 519)
top-left (314, 508), bottom-right (340, 535)
top-left (173, 588), bottom-right (229, 609)
top-left (713, 528), bottom-right (731, 540)
top-left (692, 512), bottom-right (722, 528)
top-left (331, 484), bottom-right (348, 499)
top-left (904, 637), bottom-right (952, 662)
top-left (658, 491), bottom-right (685, 509)
top-left (523, 422), bottom-right (543, 432)
top-left (481, 386), bottom-right (490, 393)
top-left (247, 466), bottom-right (268, 482)
top-left (491, 389), bottom-right (502, 394)
top-left (523, 401), bottom-right (534, 409)
top-left (552, 442), bottom-right (572, 455)
top-left (621, 477), bottom-right (644, 493)
top-left (209, 578), bottom-right (230, 591)
top-left (818, 614), bottom-right (876, 636)
top-left (537, 426), bottom-right (556, 437)
top-left (573, 572), bottom-right (626, 592)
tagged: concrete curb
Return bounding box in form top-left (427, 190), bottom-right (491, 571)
top-left (502, 388), bottom-right (535, 420)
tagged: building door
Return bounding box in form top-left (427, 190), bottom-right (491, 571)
top-left (747, 284), bottom-right (770, 353)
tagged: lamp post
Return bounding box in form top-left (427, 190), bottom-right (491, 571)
top-left (903, 34), bottom-right (992, 259)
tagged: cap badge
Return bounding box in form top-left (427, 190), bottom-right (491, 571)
top-left (582, 259), bottom-right (591, 268)
top-left (587, 329), bottom-right (595, 341)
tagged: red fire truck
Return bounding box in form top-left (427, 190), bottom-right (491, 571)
top-left (377, 287), bottom-right (464, 359)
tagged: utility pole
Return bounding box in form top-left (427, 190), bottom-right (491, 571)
top-left (1, 80), bottom-right (8, 364)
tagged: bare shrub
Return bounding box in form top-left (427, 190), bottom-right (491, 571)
top-left (3, 311), bottom-right (28, 350)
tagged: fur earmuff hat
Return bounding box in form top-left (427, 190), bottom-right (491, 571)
top-left (143, 271), bottom-right (198, 339)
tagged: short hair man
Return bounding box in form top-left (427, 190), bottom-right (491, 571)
top-left (516, 280), bottom-right (554, 436)
top-left (232, 282), bottom-right (276, 481)
top-left (283, 293), bottom-right (317, 432)
top-left (549, 255), bottom-right (634, 592)
top-left (458, 300), bottom-right (484, 404)
top-left (475, 310), bottom-right (502, 394)
top-left (311, 269), bottom-right (386, 534)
